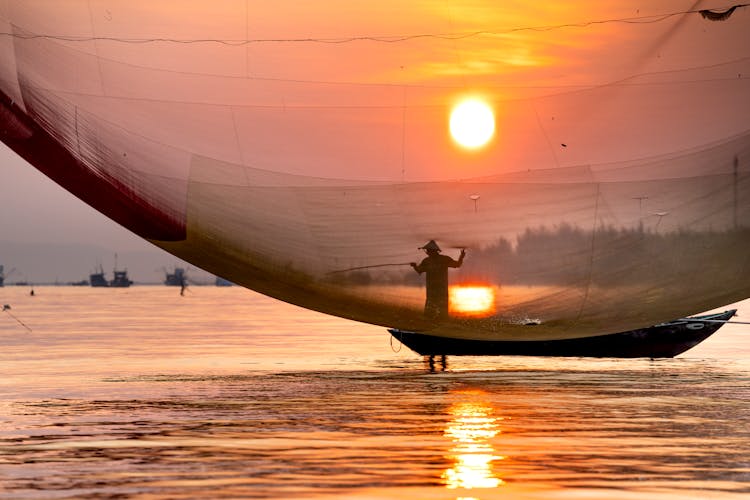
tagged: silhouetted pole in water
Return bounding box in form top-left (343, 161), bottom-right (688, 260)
top-left (411, 240), bottom-right (465, 319)
top-left (2, 304), bottom-right (32, 332)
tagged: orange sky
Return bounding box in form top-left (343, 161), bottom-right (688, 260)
top-left (3, 1), bottom-right (748, 183)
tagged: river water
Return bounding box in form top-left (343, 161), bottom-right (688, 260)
top-left (1, 286), bottom-right (748, 499)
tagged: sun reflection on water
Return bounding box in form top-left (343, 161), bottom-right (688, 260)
top-left (442, 390), bottom-right (505, 493)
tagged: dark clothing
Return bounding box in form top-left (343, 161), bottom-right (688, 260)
top-left (413, 253), bottom-right (463, 318)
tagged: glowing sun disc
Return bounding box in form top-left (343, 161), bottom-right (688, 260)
top-left (449, 285), bottom-right (496, 317)
top-left (450, 99), bottom-right (495, 149)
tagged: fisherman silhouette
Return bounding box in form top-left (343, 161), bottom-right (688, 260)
top-left (411, 240), bottom-right (465, 319)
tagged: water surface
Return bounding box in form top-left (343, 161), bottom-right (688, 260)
top-left (1, 287), bottom-right (748, 499)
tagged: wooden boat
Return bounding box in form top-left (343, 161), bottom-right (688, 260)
top-left (388, 310), bottom-right (736, 358)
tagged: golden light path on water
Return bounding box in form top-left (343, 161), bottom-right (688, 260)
top-left (442, 390), bottom-right (505, 490)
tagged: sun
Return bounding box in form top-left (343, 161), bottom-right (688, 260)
top-left (449, 99), bottom-right (495, 149)
top-left (449, 285), bottom-right (496, 317)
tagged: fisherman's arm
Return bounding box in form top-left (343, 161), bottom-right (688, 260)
top-left (449, 249), bottom-right (466, 268)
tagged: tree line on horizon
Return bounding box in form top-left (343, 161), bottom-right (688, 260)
top-left (329, 224), bottom-right (750, 287)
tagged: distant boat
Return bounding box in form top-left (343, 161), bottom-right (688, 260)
top-left (110, 269), bottom-right (133, 287)
top-left (215, 276), bottom-right (233, 287)
top-left (111, 253), bottom-right (133, 287)
top-left (89, 265), bottom-right (109, 287)
top-left (90, 262), bottom-right (133, 288)
top-left (388, 310), bottom-right (736, 358)
top-left (164, 267), bottom-right (186, 287)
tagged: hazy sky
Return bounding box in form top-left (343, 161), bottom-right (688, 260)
top-left (1, 141), bottom-right (156, 251)
top-left (1, 141), bottom-right (186, 283)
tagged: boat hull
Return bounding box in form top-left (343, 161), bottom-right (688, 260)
top-left (388, 310), bottom-right (736, 358)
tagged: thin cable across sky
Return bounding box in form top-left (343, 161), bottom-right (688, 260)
top-left (0, 4), bottom-right (747, 46)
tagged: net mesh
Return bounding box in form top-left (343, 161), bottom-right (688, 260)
top-left (2, 1), bottom-right (749, 339)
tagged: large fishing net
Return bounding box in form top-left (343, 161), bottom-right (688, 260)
top-left (2, 1), bottom-right (749, 340)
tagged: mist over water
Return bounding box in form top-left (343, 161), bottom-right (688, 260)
top-left (1, 287), bottom-right (749, 499)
